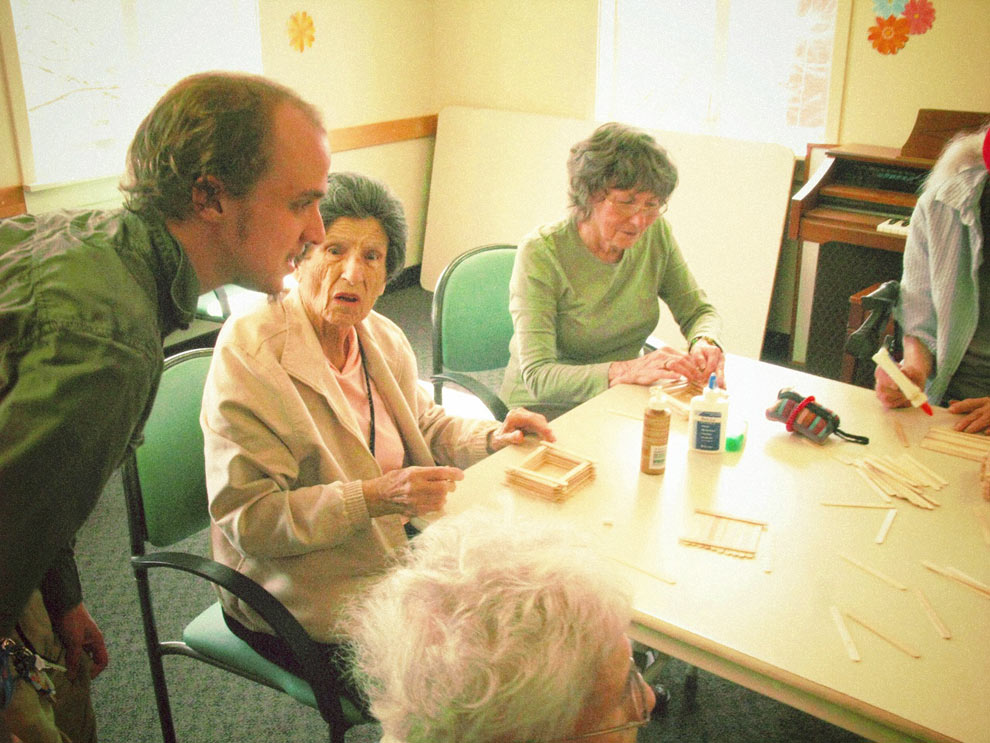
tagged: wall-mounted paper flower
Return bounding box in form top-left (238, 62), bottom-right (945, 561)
top-left (873, 0), bottom-right (907, 14)
top-left (288, 11), bottom-right (315, 53)
top-left (903, 0), bottom-right (935, 35)
top-left (869, 15), bottom-right (910, 54)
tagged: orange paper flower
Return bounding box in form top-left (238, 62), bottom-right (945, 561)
top-left (288, 11), bottom-right (315, 53)
top-left (868, 15), bottom-right (910, 54)
top-left (903, 0), bottom-right (935, 35)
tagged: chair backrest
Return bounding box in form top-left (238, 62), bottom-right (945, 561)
top-left (432, 244), bottom-right (516, 375)
top-left (124, 347), bottom-right (214, 549)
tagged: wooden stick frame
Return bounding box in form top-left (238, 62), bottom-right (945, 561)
top-left (504, 444), bottom-right (595, 502)
top-left (679, 509), bottom-right (768, 559)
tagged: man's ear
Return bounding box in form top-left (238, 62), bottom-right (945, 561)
top-left (191, 175), bottom-right (226, 219)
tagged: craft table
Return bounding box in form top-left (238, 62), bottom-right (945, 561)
top-left (420, 354), bottom-right (989, 743)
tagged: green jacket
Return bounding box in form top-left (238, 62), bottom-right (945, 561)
top-left (0, 208), bottom-right (199, 633)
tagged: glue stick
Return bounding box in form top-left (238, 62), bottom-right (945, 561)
top-left (689, 373), bottom-right (728, 453)
top-left (641, 387), bottom-right (671, 474)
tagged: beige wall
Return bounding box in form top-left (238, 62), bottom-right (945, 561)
top-left (0, 0), bottom-right (987, 267)
top-left (838, 0), bottom-right (990, 147)
top-left (432, 0), bottom-right (598, 118)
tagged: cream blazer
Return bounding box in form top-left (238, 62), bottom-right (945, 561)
top-left (201, 290), bottom-right (496, 641)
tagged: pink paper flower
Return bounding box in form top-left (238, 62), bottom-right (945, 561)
top-left (902, 0), bottom-right (935, 35)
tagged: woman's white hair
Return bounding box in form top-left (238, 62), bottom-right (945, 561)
top-left (924, 122), bottom-right (990, 194)
top-left (345, 509), bottom-right (633, 743)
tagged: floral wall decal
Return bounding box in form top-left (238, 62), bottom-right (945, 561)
top-left (288, 11), bottom-right (315, 53)
top-left (869, 0), bottom-right (935, 55)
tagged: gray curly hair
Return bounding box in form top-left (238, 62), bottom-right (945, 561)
top-left (567, 122), bottom-right (679, 221)
top-left (315, 171), bottom-right (408, 283)
top-left (345, 509), bottom-right (633, 743)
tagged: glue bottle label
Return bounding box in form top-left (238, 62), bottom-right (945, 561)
top-left (692, 412), bottom-right (723, 451)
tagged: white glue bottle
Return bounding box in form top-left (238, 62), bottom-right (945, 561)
top-left (689, 373), bottom-right (728, 453)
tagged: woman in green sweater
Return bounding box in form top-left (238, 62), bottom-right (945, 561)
top-left (500, 122), bottom-right (724, 419)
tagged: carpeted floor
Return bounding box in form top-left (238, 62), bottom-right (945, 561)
top-left (77, 285), bottom-right (863, 742)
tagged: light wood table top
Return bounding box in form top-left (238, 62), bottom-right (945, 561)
top-left (421, 354), bottom-right (990, 743)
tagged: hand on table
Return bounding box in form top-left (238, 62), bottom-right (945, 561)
top-left (53, 602), bottom-right (109, 680)
top-left (608, 345), bottom-right (689, 387)
top-left (363, 466), bottom-right (464, 517)
top-left (686, 339), bottom-right (725, 387)
top-left (489, 408), bottom-right (556, 451)
top-left (946, 397), bottom-right (990, 434)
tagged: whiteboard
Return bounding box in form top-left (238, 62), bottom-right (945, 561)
top-left (421, 106), bottom-right (795, 359)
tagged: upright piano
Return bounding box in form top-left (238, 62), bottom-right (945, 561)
top-left (788, 108), bottom-right (989, 384)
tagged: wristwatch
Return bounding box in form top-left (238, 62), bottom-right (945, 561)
top-left (689, 335), bottom-right (721, 351)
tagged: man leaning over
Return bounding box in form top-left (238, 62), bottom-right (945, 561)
top-left (0, 72), bottom-right (332, 742)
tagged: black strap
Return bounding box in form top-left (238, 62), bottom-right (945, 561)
top-left (357, 339), bottom-right (375, 456)
top-left (834, 427), bottom-right (870, 445)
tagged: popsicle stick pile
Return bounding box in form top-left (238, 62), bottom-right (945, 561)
top-left (835, 452), bottom-right (946, 509)
top-left (920, 426), bottom-right (990, 462)
top-left (504, 444), bottom-right (595, 502)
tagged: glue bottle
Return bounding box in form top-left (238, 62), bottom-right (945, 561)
top-left (689, 373), bottom-right (727, 453)
top-left (640, 387), bottom-right (671, 475)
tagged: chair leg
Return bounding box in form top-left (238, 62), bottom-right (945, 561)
top-left (135, 572), bottom-right (178, 743)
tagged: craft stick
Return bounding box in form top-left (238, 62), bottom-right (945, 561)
top-left (844, 610), bottom-right (921, 658)
top-left (920, 438), bottom-right (985, 462)
top-left (875, 509), bottom-right (897, 544)
top-left (830, 606), bottom-right (860, 662)
top-left (853, 466), bottom-right (894, 503)
top-left (820, 501), bottom-right (893, 509)
top-left (893, 420), bottom-right (910, 447)
top-left (831, 452), bottom-right (856, 466)
top-left (608, 556), bottom-right (676, 585)
top-left (518, 445), bottom-right (549, 470)
top-left (608, 408), bottom-right (643, 421)
top-left (975, 507), bottom-right (990, 547)
top-left (694, 508), bottom-right (768, 528)
top-left (761, 531), bottom-right (774, 574)
top-left (893, 459), bottom-right (941, 491)
top-left (926, 426), bottom-right (990, 450)
top-left (914, 588), bottom-right (951, 639)
top-left (944, 567), bottom-right (990, 597)
top-left (678, 536), bottom-right (757, 556)
top-left (915, 490), bottom-right (941, 508)
top-left (864, 457), bottom-right (922, 493)
top-left (901, 453), bottom-right (948, 488)
top-left (839, 552), bottom-right (907, 591)
top-left (878, 455), bottom-right (925, 489)
top-left (921, 561), bottom-right (990, 600)
top-left (507, 467), bottom-right (566, 487)
top-left (542, 443), bottom-right (598, 466)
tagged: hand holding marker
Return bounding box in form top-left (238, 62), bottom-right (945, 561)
top-left (872, 346), bottom-right (933, 416)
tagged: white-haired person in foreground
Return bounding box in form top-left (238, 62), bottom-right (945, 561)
top-left (346, 510), bottom-right (657, 742)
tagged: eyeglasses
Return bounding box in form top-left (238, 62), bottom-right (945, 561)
top-left (518, 661), bottom-right (651, 742)
top-left (605, 194), bottom-right (667, 219)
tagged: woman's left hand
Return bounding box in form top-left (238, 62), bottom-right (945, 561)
top-left (685, 339), bottom-right (725, 387)
top-left (490, 408), bottom-right (556, 451)
top-left (946, 397), bottom-right (990, 434)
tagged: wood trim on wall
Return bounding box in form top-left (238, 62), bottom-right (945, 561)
top-left (0, 114), bottom-right (440, 217)
top-left (329, 114), bottom-right (438, 152)
top-left (0, 184), bottom-right (26, 218)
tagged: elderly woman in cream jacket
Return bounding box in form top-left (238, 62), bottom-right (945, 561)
top-left (200, 172), bottom-right (553, 710)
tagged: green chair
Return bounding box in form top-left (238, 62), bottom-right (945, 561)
top-left (431, 244), bottom-right (516, 421)
top-left (121, 348), bottom-right (366, 743)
